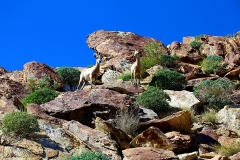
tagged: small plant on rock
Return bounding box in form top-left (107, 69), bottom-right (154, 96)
top-left (203, 55), bottom-right (225, 74)
top-left (56, 67), bottom-right (80, 91)
top-left (0, 112), bottom-right (40, 136)
top-left (22, 88), bottom-right (59, 106)
top-left (193, 78), bottom-right (236, 110)
top-left (213, 143), bottom-right (240, 157)
top-left (190, 35), bottom-right (203, 51)
top-left (158, 54), bottom-right (179, 68)
top-left (150, 70), bottom-right (187, 90)
top-left (202, 109), bottom-right (218, 124)
top-left (136, 86), bottom-right (171, 113)
top-left (118, 73), bottom-right (131, 81)
top-left (69, 152), bottom-right (110, 160)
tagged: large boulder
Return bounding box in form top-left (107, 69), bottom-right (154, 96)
top-left (139, 110), bottom-right (193, 134)
top-left (40, 89), bottom-right (138, 126)
top-left (130, 126), bottom-right (173, 150)
top-left (122, 147), bottom-right (177, 160)
top-left (87, 30), bottom-right (168, 63)
top-left (63, 120), bottom-right (121, 160)
top-left (23, 61), bottom-right (63, 89)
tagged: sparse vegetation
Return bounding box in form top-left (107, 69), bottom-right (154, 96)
top-left (190, 35), bottom-right (203, 51)
top-left (213, 143), bottom-right (240, 157)
top-left (149, 70), bottom-right (187, 90)
top-left (114, 107), bottom-right (140, 137)
top-left (27, 74), bottom-right (61, 93)
top-left (136, 86), bottom-right (171, 113)
top-left (159, 54), bottom-right (179, 68)
top-left (141, 42), bottom-right (162, 76)
top-left (56, 67), bottom-right (80, 91)
top-left (22, 88), bottom-right (60, 106)
top-left (202, 109), bottom-right (218, 124)
top-left (203, 55), bottom-right (225, 74)
top-left (69, 152), bottom-right (110, 160)
top-left (193, 78), bottom-right (236, 110)
top-left (87, 64), bottom-right (94, 68)
top-left (0, 112), bottom-right (40, 136)
top-left (118, 73), bottom-right (131, 81)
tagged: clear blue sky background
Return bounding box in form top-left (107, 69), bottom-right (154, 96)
top-left (1, 1), bottom-right (240, 71)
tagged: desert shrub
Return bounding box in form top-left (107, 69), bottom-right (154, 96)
top-left (136, 86), bottom-right (170, 112)
top-left (141, 42), bottom-right (162, 76)
top-left (22, 88), bottom-right (59, 106)
top-left (27, 74), bottom-right (61, 93)
top-left (69, 152), bottom-right (110, 160)
top-left (190, 41), bottom-right (202, 50)
top-left (118, 73), bottom-right (131, 81)
top-left (0, 112), bottom-right (40, 136)
top-left (56, 67), bottom-right (80, 91)
top-left (193, 78), bottom-right (236, 110)
top-left (159, 54), bottom-right (179, 68)
top-left (149, 70), bottom-right (187, 90)
top-left (202, 109), bottom-right (218, 124)
top-left (203, 55), bottom-right (225, 74)
top-left (114, 107), bottom-right (140, 137)
top-left (213, 143), bottom-right (240, 157)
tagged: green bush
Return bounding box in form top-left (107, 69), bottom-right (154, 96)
top-left (203, 55), bottom-right (225, 74)
top-left (69, 152), bottom-right (110, 160)
top-left (136, 86), bottom-right (170, 112)
top-left (190, 41), bottom-right (202, 50)
top-left (27, 74), bottom-right (61, 93)
top-left (150, 70), bottom-right (187, 90)
top-left (141, 42), bottom-right (163, 76)
top-left (159, 54), bottom-right (179, 68)
top-left (193, 78), bottom-right (236, 110)
top-left (118, 73), bottom-right (131, 81)
top-left (22, 88), bottom-right (59, 106)
top-left (56, 67), bottom-right (80, 91)
top-left (0, 112), bottom-right (40, 136)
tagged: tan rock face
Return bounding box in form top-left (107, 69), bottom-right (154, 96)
top-left (122, 147), bottom-right (178, 160)
top-left (140, 110), bottom-right (193, 134)
top-left (0, 67), bottom-right (8, 76)
top-left (63, 120), bottom-right (121, 160)
top-left (95, 117), bottom-right (132, 150)
top-left (130, 126), bottom-right (173, 150)
top-left (0, 70), bottom-right (24, 83)
top-left (87, 30), bottom-right (168, 62)
top-left (165, 131), bottom-right (194, 153)
top-left (23, 61), bottom-right (63, 89)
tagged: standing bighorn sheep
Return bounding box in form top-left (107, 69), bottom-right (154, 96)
top-left (77, 52), bottom-right (102, 90)
top-left (131, 50), bottom-right (142, 86)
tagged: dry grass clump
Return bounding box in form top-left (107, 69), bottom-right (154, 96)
top-left (213, 143), bottom-right (240, 157)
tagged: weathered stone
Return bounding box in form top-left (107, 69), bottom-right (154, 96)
top-left (63, 120), bottom-right (121, 160)
top-left (94, 117), bottom-right (132, 150)
top-left (23, 61), bottom-right (63, 89)
top-left (130, 126), bottom-right (173, 150)
top-left (140, 110), bottom-right (193, 134)
top-left (177, 62), bottom-right (202, 75)
top-left (218, 105), bottom-right (240, 134)
top-left (224, 66), bottom-right (240, 79)
top-left (101, 70), bottom-right (121, 84)
top-left (230, 152), bottom-right (240, 160)
top-left (146, 65), bottom-right (164, 78)
top-left (40, 89), bottom-right (137, 126)
top-left (14, 139), bottom-right (43, 156)
top-left (177, 151), bottom-right (198, 160)
top-left (200, 152), bottom-right (219, 159)
top-left (0, 70), bottom-right (24, 83)
top-left (101, 57), bottom-right (132, 73)
top-left (122, 147), bottom-right (177, 160)
top-left (44, 147), bottom-right (59, 158)
top-left (87, 30), bottom-right (168, 63)
top-left (0, 67), bottom-right (8, 76)
top-left (187, 76), bottom-right (219, 88)
top-left (218, 136), bottom-right (240, 148)
top-left (165, 131), bottom-right (194, 153)
top-left (138, 107), bottom-right (159, 122)
top-left (164, 90), bottom-right (200, 110)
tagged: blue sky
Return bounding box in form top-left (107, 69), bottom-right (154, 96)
top-left (1, 1), bottom-right (240, 71)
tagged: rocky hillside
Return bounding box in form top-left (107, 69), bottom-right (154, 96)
top-left (0, 30), bottom-right (240, 159)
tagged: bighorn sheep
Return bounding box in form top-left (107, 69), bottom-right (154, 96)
top-left (131, 50), bottom-right (142, 86)
top-left (77, 52), bottom-right (102, 90)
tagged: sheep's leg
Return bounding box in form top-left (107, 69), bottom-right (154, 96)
top-left (89, 75), bottom-right (93, 89)
top-left (133, 71), bottom-right (136, 86)
top-left (80, 80), bottom-right (87, 90)
top-left (77, 77), bottom-right (83, 89)
top-left (131, 72), bottom-right (133, 85)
